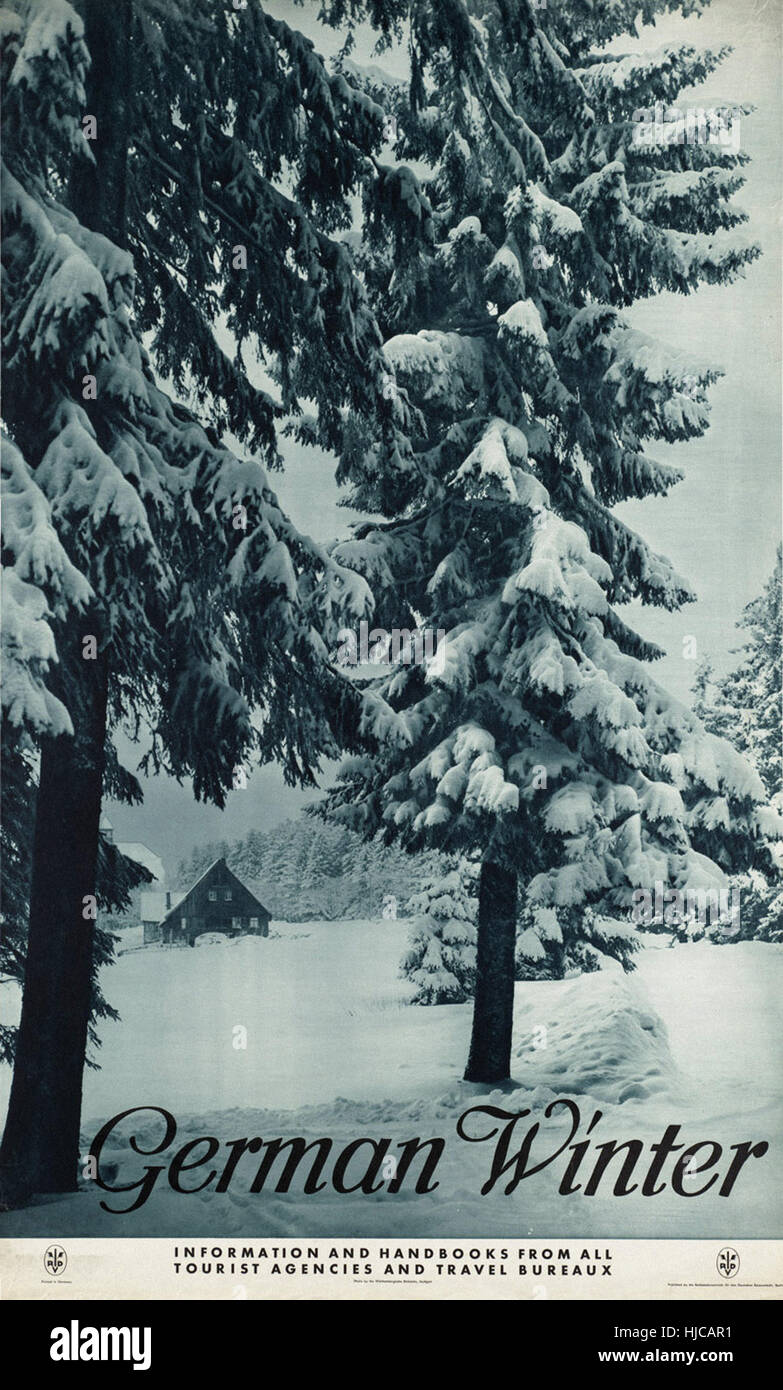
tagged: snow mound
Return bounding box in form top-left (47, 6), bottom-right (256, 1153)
top-left (512, 968), bottom-right (677, 1105)
top-left (115, 926), bottom-right (145, 953)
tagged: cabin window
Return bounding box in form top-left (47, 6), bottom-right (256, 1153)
top-left (208, 889), bottom-right (217, 902)
top-left (224, 889), bottom-right (232, 902)
top-left (232, 916), bottom-right (242, 930)
top-left (249, 917), bottom-right (258, 931)
top-left (180, 917), bottom-right (187, 931)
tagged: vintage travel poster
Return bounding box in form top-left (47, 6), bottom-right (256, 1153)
top-left (0, 0), bottom-right (780, 1309)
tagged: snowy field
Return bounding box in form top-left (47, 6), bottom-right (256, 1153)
top-left (1, 921), bottom-right (781, 1238)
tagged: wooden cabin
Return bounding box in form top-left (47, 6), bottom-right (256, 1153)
top-left (147, 858), bottom-right (271, 946)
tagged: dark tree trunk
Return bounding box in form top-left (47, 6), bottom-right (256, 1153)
top-left (0, 0), bottom-right (131, 1206)
top-left (463, 860), bottom-right (518, 1084)
top-left (0, 653), bottom-right (109, 1200)
top-left (69, 0), bottom-right (133, 244)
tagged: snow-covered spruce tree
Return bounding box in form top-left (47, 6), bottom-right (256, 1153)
top-left (402, 857), bottom-right (477, 1003)
top-left (515, 904), bottom-right (562, 980)
top-left (0, 0), bottom-right (423, 1201)
top-left (726, 873), bottom-right (783, 944)
top-left (695, 549), bottom-right (782, 803)
top-left (693, 549), bottom-right (783, 941)
top-left (691, 658), bottom-right (735, 745)
top-left (515, 900), bottom-right (638, 980)
top-left (322, 0), bottom-right (781, 1082)
top-left (296, 825), bottom-right (342, 919)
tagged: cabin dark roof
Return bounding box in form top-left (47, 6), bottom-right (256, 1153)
top-left (159, 857), bottom-right (270, 928)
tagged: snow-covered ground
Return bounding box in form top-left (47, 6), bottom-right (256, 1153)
top-left (1, 922), bottom-right (780, 1237)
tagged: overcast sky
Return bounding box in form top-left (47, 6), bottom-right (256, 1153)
top-left (106, 0), bottom-right (781, 877)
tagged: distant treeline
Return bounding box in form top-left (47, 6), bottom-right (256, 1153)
top-left (174, 818), bottom-right (442, 921)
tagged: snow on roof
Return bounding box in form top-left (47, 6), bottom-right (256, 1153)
top-left (117, 842), bottom-right (165, 881)
top-left (141, 890), bottom-right (184, 924)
